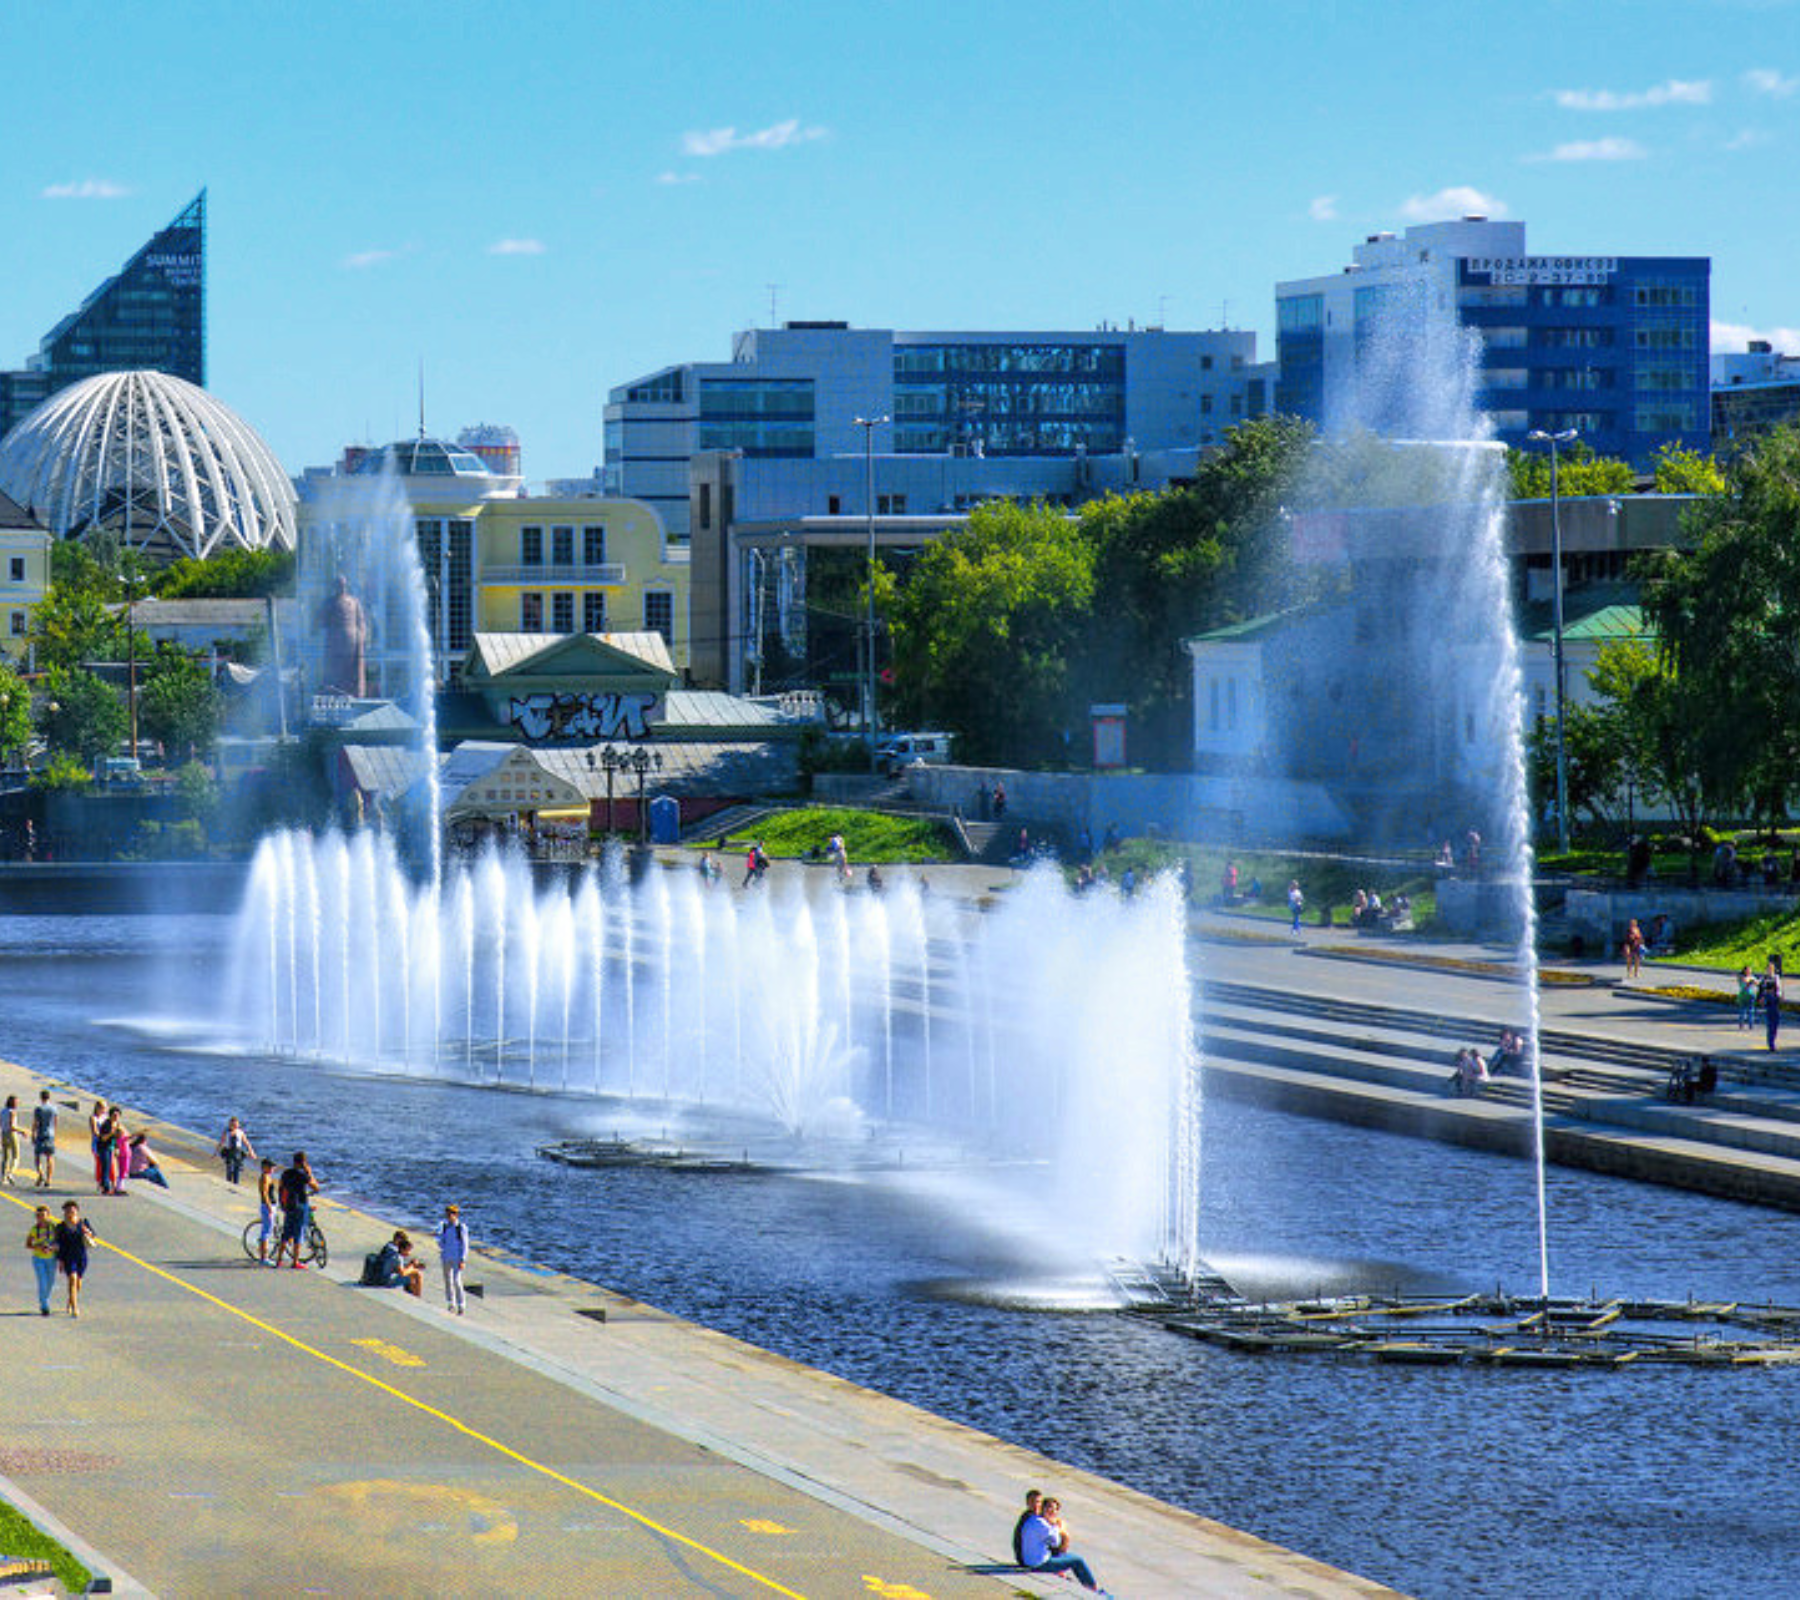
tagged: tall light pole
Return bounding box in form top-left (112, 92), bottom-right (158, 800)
top-left (1527, 428), bottom-right (1578, 856)
top-left (855, 415), bottom-right (888, 769)
top-left (122, 571), bottom-right (146, 763)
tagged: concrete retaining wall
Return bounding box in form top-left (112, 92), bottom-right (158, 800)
top-left (905, 764), bottom-right (1350, 842)
top-left (1564, 885), bottom-right (1800, 949)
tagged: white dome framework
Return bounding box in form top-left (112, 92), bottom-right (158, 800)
top-left (0, 370), bottom-right (296, 563)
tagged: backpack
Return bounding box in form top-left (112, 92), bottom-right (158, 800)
top-left (359, 1250), bottom-right (386, 1287)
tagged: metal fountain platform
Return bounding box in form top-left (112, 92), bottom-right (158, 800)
top-left (1127, 1285), bottom-right (1800, 1369)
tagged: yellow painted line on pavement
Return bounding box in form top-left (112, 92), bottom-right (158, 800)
top-left (741, 1518), bottom-right (794, 1535)
top-left (0, 1190), bottom-right (808, 1600)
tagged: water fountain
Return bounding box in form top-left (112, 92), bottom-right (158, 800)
top-left (224, 834), bottom-right (1203, 1275)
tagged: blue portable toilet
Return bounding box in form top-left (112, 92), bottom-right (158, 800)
top-left (648, 793), bottom-right (681, 845)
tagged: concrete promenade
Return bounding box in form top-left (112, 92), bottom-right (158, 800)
top-left (0, 1054), bottom-right (1393, 1600)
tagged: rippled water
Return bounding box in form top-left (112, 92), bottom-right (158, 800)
top-left (8, 913), bottom-right (1800, 1599)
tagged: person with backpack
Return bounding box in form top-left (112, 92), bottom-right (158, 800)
top-left (276, 1153), bottom-right (319, 1269)
top-left (216, 1116), bottom-right (257, 1185)
top-left (436, 1203), bottom-right (469, 1314)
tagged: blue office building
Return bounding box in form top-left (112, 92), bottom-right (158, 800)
top-left (1276, 218), bottom-right (1709, 466)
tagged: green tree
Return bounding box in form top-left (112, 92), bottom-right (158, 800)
top-left (137, 643), bottom-right (221, 763)
top-left (884, 499), bottom-right (1096, 767)
top-left (29, 583), bottom-right (122, 674)
top-left (1635, 425), bottom-right (1800, 839)
top-left (31, 752), bottom-right (93, 792)
top-left (0, 659), bottom-right (32, 764)
top-left (1506, 442), bottom-right (1636, 500)
top-left (1081, 415), bottom-right (1317, 765)
top-left (154, 547), bottom-right (295, 599)
top-left (1652, 443), bottom-right (1726, 496)
top-left (38, 668), bottom-right (127, 766)
top-left (175, 758), bottom-right (219, 821)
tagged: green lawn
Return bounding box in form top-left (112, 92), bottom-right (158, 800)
top-left (0, 1501), bottom-right (90, 1595)
top-left (1667, 907), bottom-right (1800, 973)
top-left (720, 807), bottom-right (954, 864)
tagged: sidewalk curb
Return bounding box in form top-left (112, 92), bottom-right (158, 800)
top-left (0, 1472), bottom-right (154, 1598)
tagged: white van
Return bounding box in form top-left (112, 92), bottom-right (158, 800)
top-left (877, 731), bottom-right (954, 777)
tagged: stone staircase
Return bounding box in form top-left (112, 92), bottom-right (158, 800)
top-left (1199, 977), bottom-right (1800, 1196)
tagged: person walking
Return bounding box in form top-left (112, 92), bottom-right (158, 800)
top-left (1762, 955), bottom-right (1785, 1052)
top-left (54, 1201), bottom-right (96, 1318)
top-left (1622, 919), bottom-right (1645, 981)
top-left (1, 1094), bottom-right (21, 1186)
top-left (216, 1117), bottom-right (257, 1186)
top-left (25, 1204), bottom-right (57, 1316)
top-left (1287, 880), bottom-right (1305, 936)
top-left (31, 1091), bottom-right (57, 1188)
top-left (1737, 965), bottom-right (1758, 1032)
top-left (435, 1203), bottom-right (469, 1314)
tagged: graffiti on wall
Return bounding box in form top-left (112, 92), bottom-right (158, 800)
top-left (506, 691), bottom-right (660, 743)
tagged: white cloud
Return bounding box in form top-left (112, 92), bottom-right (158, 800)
top-left (1713, 319), bottom-right (1800, 355)
top-left (1398, 185), bottom-right (1508, 223)
top-left (42, 178), bottom-right (132, 200)
top-left (681, 118), bottom-right (827, 158)
top-left (654, 170), bottom-right (701, 186)
top-left (1308, 195), bottom-right (1339, 222)
top-left (343, 248), bottom-right (399, 270)
top-left (488, 238), bottom-right (545, 256)
top-left (1552, 78), bottom-right (1711, 111)
top-left (1745, 67), bottom-right (1799, 97)
top-left (1532, 137), bottom-right (1649, 162)
top-left (1723, 128), bottom-right (1770, 151)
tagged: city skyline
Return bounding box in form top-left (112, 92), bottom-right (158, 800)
top-left (2, 0), bottom-right (1795, 480)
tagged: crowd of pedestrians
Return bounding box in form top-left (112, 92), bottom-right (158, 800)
top-left (12, 1094), bottom-right (478, 1320)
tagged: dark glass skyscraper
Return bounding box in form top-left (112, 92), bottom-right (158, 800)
top-left (0, 191), bottom-right (206, 438)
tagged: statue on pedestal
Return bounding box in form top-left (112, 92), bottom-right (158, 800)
top-left (318, 574), bottom-right (370, 698)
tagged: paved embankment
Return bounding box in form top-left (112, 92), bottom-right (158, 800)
top-left (0, 1055), bottom-right (1395, 1600)
top-left (1197, 921), bottom-right (1800, 1209)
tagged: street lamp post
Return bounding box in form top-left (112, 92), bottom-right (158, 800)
top-left (122, 571), bottom-right (145, 763)
top-left (1527, 428), bottom-right (1579, 857)
top-left (855, 416), bottom-right (888, 770)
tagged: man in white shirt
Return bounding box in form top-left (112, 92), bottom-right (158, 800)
top-left (1017, 1496), bottom-right (1100, 1590)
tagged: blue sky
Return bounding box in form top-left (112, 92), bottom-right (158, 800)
top-left (3, 0), bottom-right (1795, 480)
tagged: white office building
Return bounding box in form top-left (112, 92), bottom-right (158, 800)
top-left (605, 322), bottom-right (1268, 538)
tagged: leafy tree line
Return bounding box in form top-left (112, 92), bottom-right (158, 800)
top-left (879, 416), bottom-right (1319, 768)
top-left (1531, 425), bottom-right (1799, 855)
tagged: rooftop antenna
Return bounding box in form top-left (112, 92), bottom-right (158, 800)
top-left (1220, 299), bottom-right (1231, 329)
top-left (766, 283), bottom-right (782, 326)
top-left (417, 357), bottom-right (427, 439)
top-left (1157, 294), bottom-right (1171, 328)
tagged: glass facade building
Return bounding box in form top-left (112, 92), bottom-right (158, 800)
top-left (1275, 220), bottom-right (1711, 466)
top-left (0, 192), bottom-right (206, 438)
top-left (606, 322), bottom-right (1264, 537)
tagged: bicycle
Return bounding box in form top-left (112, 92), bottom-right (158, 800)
top-left (242, 1212), bottom-right (328, 1269)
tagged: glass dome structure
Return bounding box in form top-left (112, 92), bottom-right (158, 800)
top-left (0, 369), bottom-right (296, 562)
top-left (353, 438), bottom-right (495, 478)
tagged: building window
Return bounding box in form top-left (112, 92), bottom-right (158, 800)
top-left (644, 591), bottom-right (673, 643)
top-left (698, 484), bottom-right (712, 530)
top-left (827, 495), bottom-right (842, 514)
top-left (552, 592), bottom-right (574, 633)
top-left (521, 593), bottom-right (544, 632)
top-left (9, 611), bottom-right (24, 636)
top-left (877, 494), bottom-right (908, 515)
top-left (1201, 355), bottom-right (1213, 371)
top-left (583, 526), bottom-right (606, 566)
top-left (7, 558), bottom-right (22, 583)
top-left (584, 592), bottom-right (607, 633)
top-left (521, 526), bottom-right (543, 565)
top-left (1201, 394), bottom-right (1214, 414)
top-left (552, 526), bottom-right (574, 566)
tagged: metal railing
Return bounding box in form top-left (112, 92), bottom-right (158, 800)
top-left (483, 563), bottom-right (625, 585)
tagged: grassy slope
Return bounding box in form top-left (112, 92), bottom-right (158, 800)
top-left (0, 1501), bottom-right (91, 1594)
top-left (720, 807), bottom-right (953, 864)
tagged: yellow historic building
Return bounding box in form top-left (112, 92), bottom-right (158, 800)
top-left (298, 438), bottom-right (690, 679)
top-left (0, 490), bottom-right (52, 665)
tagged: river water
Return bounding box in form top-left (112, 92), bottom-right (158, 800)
top-left (7, 912), bottom-right (1799, 1598)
